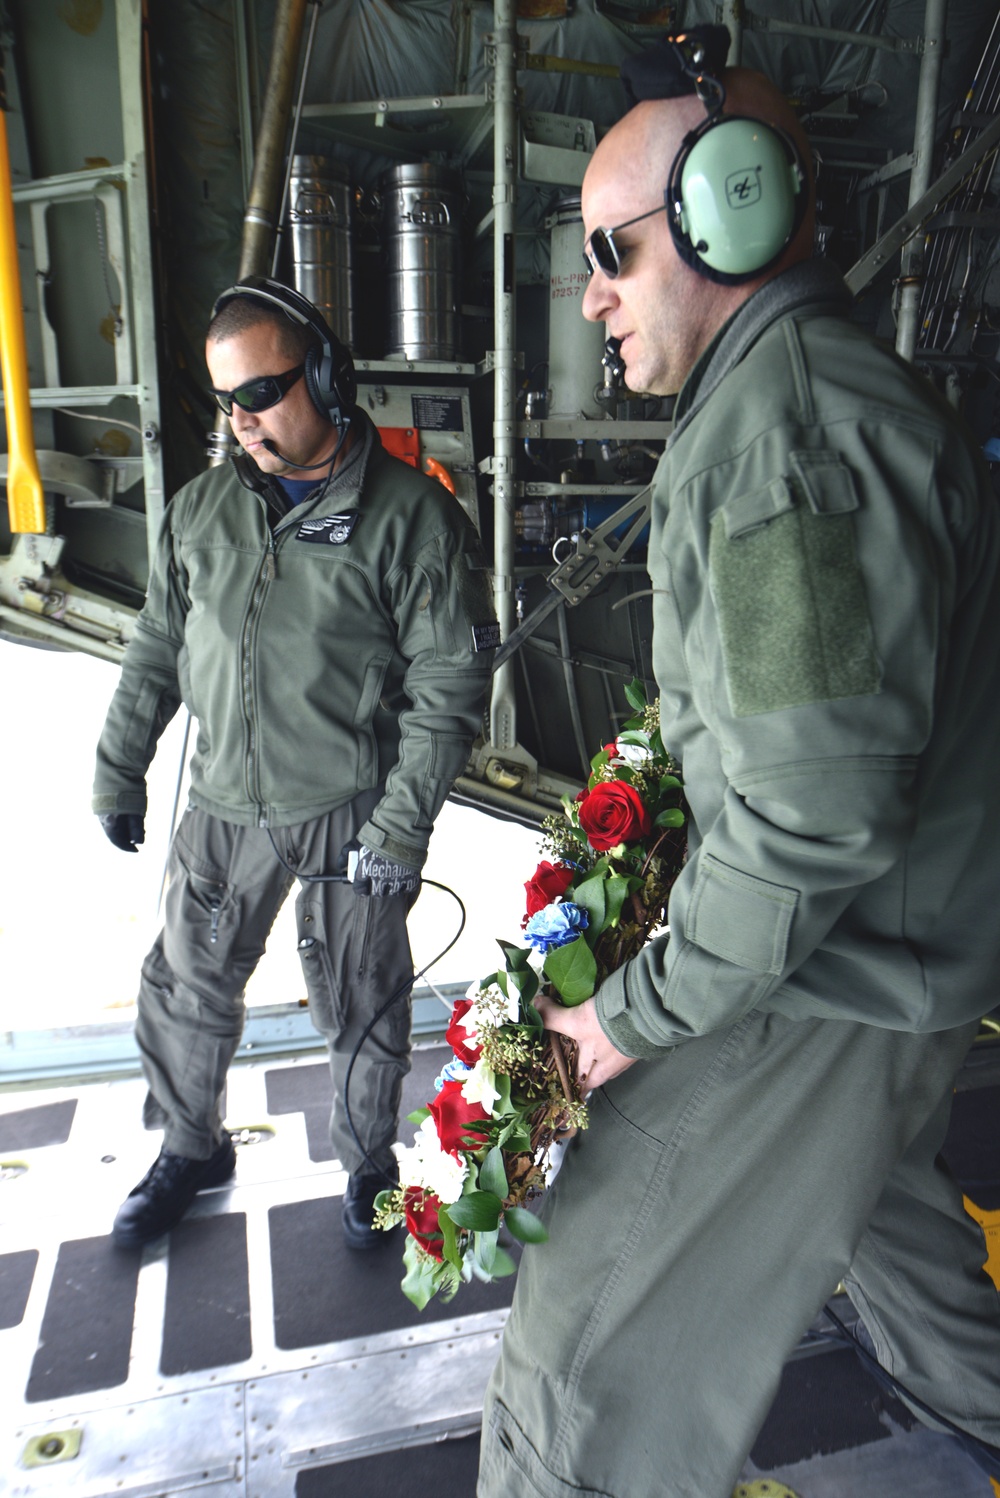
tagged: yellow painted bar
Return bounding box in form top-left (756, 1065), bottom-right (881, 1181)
top-left (0, 107), bottom-right (45, 535)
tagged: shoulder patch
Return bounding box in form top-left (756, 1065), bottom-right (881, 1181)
top-left (295, 512), bottom-right (359, 545)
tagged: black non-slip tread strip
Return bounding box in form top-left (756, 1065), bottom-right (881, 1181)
top-left (269, 1195), bottom-right (517, 1349)
top-left (295, 1433), bottom-right (481, 1498)
top-left (0, 1248), bottom-right (39, 1330)
top-left (0, 1099), bottom-right (77, 1153)
top-left (750, 1347), bottom-right (918, 1470)
top-left (264, 1047), bottom-right (449, 1163)
top-left (25, 1236), bottom-right (141, 1402)
top-left (159, 1211), bottom-right (252, 1375)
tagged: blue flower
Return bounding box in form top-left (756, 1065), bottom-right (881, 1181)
top-left (433, 1056), bottom-right (472, 1093)
top-left (523, 901), bottom-right (589, 954)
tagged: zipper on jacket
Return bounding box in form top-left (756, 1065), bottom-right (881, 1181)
top-left (241, 519), bottom-right (277, 817)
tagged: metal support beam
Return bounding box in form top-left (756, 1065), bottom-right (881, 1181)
top-left (896, 0), bottom-right (947, 361)
top-left (845, 110), bottom-right (1000, 296)
top-left (488, 0), bottom-right (520, 754)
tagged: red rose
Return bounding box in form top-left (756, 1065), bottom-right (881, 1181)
top-left (578, 780), bottom-right (651, 851)
top-left (603, 741), bottom-right (618, 758)
top-left (428, 1078), bottom-right (491, 1157)
top-left (446, 998), bottom-right (482, 1067)
top-left (403, 1186), bottom-right (445, 1260)
top-left (523, 860), bottom-right (576, 925)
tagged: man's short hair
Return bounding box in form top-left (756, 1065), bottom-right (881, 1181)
top-left (207, 296), bottom-right (317, 362)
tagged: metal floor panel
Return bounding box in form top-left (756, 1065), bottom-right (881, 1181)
top-left (2, 1050), bottom-right (998, 1498)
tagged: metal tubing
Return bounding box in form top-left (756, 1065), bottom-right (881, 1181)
top-left (210, 0), bottom-right (309, 462)
top-left (0, 107), bottom-right (44, 535)
top-left (489, 0), bottom-right (520, 752)
top-left (239, 0), bottom-right (309, 277)
top-left (270, 0), bottom-right (323, 277)
top-left (896, 0), bottom-right (947, 361)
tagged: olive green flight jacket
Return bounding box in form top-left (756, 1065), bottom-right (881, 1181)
top-left (93, 413), bottom-right (496, 869)
top-left (597, 261), bottom-right (1000, 1052)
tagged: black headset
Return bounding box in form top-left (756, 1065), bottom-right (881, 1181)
top-left (662, 47), bottom-right (808, 286)
top-left (210, 276), bottom-right (357, 426)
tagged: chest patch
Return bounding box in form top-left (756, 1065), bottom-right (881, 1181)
top-left (295, 512), bottom-right (359, 546)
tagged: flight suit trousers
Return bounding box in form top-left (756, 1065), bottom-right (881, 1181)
top-left (134, 790), bottom-right (417, 1176)
top-left (478, 1009), bottom-right (1000, 1498)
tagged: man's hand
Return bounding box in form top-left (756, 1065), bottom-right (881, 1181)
top-left (534, 992), bottom-right (636, 1091)
top-left (352, 846), bottom-right (420, 898)
top-left (98, 812), bottom-right (146, 853)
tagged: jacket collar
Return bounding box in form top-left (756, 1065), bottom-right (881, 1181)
top-left (670, 259), bottom-right (853, 446)
top-left (231, 407), bottom-right (377, 520)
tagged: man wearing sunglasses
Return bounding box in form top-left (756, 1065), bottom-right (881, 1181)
top-left (92, 281), bottom-right (497, 1251)
top-left (479, 44), bottom-right (1000, 1498)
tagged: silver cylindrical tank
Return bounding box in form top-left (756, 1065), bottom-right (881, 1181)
top-left (381, 163), bottom-right (463, 361)
top-left (547, 197), bottom-right (607, 418)
top-left (288, 155), bottom-right (356, 349)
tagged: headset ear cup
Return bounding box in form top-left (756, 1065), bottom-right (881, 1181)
top-left (303, 346), bottom-right (331, 421)
top-left (667, 115), bottom-right (806, 285)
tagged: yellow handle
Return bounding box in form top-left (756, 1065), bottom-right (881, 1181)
top-left (0, 108), bottom-right (45, 535)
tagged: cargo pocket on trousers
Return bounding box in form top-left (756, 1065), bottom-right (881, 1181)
top-left (484, 1402), bottom-right (615, 1498)
top-left (296, 904), bottom-right (346, 1034)
top-left (168, 834), bottom-right (236, 977)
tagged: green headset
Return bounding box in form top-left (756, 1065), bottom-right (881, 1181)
top-left (665, 67), bottom-right (807, 285)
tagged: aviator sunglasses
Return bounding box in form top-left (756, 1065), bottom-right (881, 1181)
top-left (210, 363), bottom-right (305, 416)
top-left (583, 203), bottom-right (670, 279)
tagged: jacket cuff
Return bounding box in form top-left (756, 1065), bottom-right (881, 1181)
top-left (92, 790), bottom-right (148, 816)
top-left (595, 966), bottom-right (677, 1060)
top-left (357, 818), bottom-right (425, 871)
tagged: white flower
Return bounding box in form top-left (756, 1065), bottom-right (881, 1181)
top-left (614, 739), bottom-right (653, 768)
top-left (461, 1058), bottom-right (500, 1113)
top-left (464, 981), bottom-right (518, 1032)
top-left (393, 1116), bottom-right (468, 1204)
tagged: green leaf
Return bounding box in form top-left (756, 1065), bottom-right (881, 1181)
top-left (438, 1202), bottom-right (463, 1271)
top-left (507, 963), bottom-right (539, 1008)
top-left (401, 1236), bottom-right (445, 1311)
top-left (572, 873), bottom-right (608, 938)
top-left (589, 747), bottom-right (611, 774)
top-left (659, 774), bottom-right (682, 791)
top-left (504, 1206), bottom-right (550, 1244)
top-left (654, 807), bottom-right (686, 829)
top-left (493, 1069), bottom-right (515, 1116)
top-left (479, 1146), bottom-right (509, 1199)
top-left (473, 1228), bottom-right (499, 1275)
top-left (406, 1107), bottom-right (431, 1126)
top-left (543, 934), bottom-right (598, 1005)
top-left (624, 677), bottom-right (647, 712)
top-left (604, 875), bottom-right (630, 928)
top-left (446, 1190), bottom-right (503, 1232)
top-left (497, 1117), bottom-right (532, 1152)
top-left (617, 730), bottom-right (650, 749)
top-left (498, 940), bottom-right (533, 972)
top-left (490, 1246), bottom-right (518, 1279)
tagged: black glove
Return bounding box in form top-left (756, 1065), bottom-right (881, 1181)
top-left (98, 812), bottom-right (146, 853)
top-left (352, 846), bottom-right (420, 898)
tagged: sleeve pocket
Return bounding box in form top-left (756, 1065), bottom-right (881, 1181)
top-left (686, 853), bottom-right (798, 975)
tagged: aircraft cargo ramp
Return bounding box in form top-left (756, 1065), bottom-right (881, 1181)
top-left (1, 1040), bottom-right (998, 1498)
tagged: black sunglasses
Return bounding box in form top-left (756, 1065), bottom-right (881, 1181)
top-left (583, 203), bottom-right (669, 280)
top-left (210, 363), bottom-right (305, 416)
